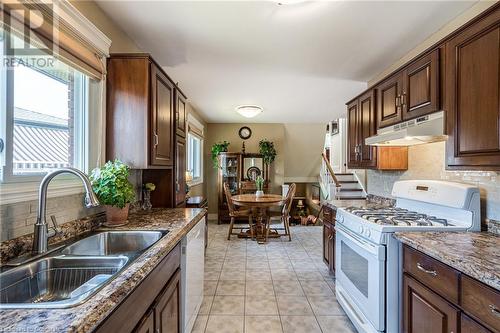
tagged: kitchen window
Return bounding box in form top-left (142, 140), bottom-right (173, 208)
top-left (0, 31), bottom-right (89, 181)
top-left (187, 132), bottom-right (203, 185)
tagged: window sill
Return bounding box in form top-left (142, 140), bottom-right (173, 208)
top-left (0, 179), bottom-right (86, 205)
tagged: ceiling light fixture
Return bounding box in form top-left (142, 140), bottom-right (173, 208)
top-left (236, 105), bottom-right (263, 118)
top-left (274, 0), bottom-right (307, 5)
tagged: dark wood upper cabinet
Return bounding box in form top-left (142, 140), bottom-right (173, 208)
top-left (151, 65), bottom-right (175, 167)
top-left (175, 90), bottom-right (187, 138)
top-left (403, 274), bottom-right (459, 333)
top-left (445, 8), bottom-right (500, 170)
top-left (402, 49), bottom-right (440, 120)
top-left (107, 54), bottom-right (175, 168)
top-left (347, 100), bottom-right (359, 167)
top-left (175, 137), bottom-right (186, 207)
top-left (358, 90), bottom-right (377, 168)
top-left (376, 73), bottom-right (403, 128)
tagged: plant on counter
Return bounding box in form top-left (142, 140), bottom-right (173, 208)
top-left (259, 139), bottom-right (277, 165)
top-left (211, 141), bottom-right (230, 168)
top-left (90, 159), bottom-right (135, 225)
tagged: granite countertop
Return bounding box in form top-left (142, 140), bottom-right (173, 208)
top-left (0, 208), bottom-right (206, 333)
top-left (394, 232), bottom-right (500, 291)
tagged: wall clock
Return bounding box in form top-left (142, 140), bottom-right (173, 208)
top-left (238, 126), bottom-right (252, 140)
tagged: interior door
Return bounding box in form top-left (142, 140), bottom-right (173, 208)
top-left (175, 137), bottom-right (186, 206)
top-left (155, 269), bottom-right (181, 333)
top-left (376, 73), bottom-right (403, 129)
top-left (347, 100), bottom-right (359, 167)
top-left (151, 64), bottom-right (174, 166)
top-left (358, 90), bottom-right (377, 168)
top-left (402, 49), bottom-right (440, 120)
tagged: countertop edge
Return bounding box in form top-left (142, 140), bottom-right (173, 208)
top-left (394, 232), bottom-right (500, 291)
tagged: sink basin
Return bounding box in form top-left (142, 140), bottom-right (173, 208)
top-left (0, 256), bottom-right (128, 308)
top-left (62, 231), bottom-right (166, 256)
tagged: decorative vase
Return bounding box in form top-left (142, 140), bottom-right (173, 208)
top-left (256, 190), bottom-right (264, 197)
top-left (104, 203), bottom-right (130, 226)
top-left (142, 190), bottom-right (152, 211)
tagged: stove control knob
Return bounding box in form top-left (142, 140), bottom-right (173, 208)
top-left (365, 229), bottom-right (371, 237)
top-left (359, 226), bottom-right (364, 234)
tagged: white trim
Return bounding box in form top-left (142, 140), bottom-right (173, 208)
top-left (53, 0), bottom-right (111, 57)
top-left (0, 179), bottom-right (84, 205)
top-left (187, 113), bottom-right (205, 135)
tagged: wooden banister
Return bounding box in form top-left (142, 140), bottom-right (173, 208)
top-left (321, 153), bottom-right (341, 188)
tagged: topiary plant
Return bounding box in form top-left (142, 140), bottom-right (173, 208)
top-left (211, 141), bottom-right (230, 168)
top-left (90, 160), bottom-right (135, 209)
top-left (259, 139), bottom-right (277, 165)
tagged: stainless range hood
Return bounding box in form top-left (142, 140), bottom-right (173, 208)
top-left (365, 111), bottom-right (447, 146)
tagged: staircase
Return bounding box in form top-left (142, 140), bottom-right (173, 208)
top-left (332, 173), bottom-right (366, 200)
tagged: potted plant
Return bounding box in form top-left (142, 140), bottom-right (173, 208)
top-left (255, 176), bottom-right (264, 197)
top-left (90, 160), bottom-right (135, 226)
top-left (259, 139), bottom-right (277, 165)
top-left (211, 141), bottom-right (230, 168)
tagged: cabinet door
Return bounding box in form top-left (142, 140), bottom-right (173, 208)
top-left (151, 65), bottom-right (174, 166)
top-left (403, 274), bottom-right (459, 333)
top-left (461, 314), bottom-right (492, 333)
top-left (155, 269), bottom-right (181, 333)
top-left (445, 9), bottom-right (500, 170)
top-left (377, 73), bottom-right (403, 128)
top-left (358, 90), bottom-right (377, 168)
top-left (134, 310), bottom-right (155, 333)
top-left (322, 224), bottom-right (330, 267)
top-left (347, 100), bottom-right (359, 167)
top-left (176, 91), bottom-right (187, 137)
top-left (175, 137), bottom-right (186, 206)
top-left (402, 49), bottom-right (440, 120)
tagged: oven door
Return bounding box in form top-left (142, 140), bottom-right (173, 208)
top-left (335, 224), bottom-right (386, 332)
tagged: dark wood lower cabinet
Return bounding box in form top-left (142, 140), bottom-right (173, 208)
top-left (155, 269), bottom-right (181, 333)
top-left (403, 274), bottom-right (459, 333)
top-left (402, 245), bottom-right (498, 333)
top-left (96, 244), bottom-right (181, 333)
top-left (322, 206), bottom-right (335, 275)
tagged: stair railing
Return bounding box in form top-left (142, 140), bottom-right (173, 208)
top-left (321, 153), bottom-right (341, 188)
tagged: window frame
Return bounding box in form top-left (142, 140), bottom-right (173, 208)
top-left (186, 131), bottom-right (203, 186)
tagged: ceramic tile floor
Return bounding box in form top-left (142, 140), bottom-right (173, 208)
top-left (193, 221), bottom-right (357, 333)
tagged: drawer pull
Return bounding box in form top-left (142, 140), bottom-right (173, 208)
top-left (489, 304), bottom-right (500, 317)
top-left (416, 263), bottom-right (437, 276)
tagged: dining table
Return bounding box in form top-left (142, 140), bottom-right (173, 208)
top-left (231, 193), bottom-right (285, 244)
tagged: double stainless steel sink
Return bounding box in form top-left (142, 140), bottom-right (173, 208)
top-left (0, 230), bottom-right (167, 309)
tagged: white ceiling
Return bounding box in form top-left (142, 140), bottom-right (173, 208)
top-left (96, 1), bottom-right (476, 123)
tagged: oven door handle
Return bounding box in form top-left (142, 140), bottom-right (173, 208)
top-left (336, 225), bottom-right (383, 257)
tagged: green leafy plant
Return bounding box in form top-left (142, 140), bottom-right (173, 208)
top-left (211, 141), bottom-right (230, 168)
top-left (90, 160), bottom-right (135, 209)
top-left (259, 139), bottom-right (277, 165)
top-left (255, 176), bottom-right (264, 191)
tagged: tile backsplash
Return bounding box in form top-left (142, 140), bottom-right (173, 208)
top-left (0, 169), bottom-right (143, 242)
top-left (367, 141), bottom-right (500, 229)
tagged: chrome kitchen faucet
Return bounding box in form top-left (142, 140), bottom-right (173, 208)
top-left (32, 167), bottom-right (100, 254)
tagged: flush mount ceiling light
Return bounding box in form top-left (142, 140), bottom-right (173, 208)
top-left (274, 0), bottom-right (307, 5)
top-left (236, 105), bottom-right (263, 118)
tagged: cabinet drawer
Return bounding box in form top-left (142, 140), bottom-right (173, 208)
top-left (461, 313), bottom-right (492, 333)
top-left (461, 275), bottom-right (500, 332)
top-left (403, 246), bottom-right (459, 303)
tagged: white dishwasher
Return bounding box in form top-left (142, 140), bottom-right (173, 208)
top-left (181, 217), bottom-right (205, 333)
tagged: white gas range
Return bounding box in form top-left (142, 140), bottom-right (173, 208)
top-left (334, 180), bottom-right (481, 333)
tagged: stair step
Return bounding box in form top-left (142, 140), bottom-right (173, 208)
top-left (338, 188), bottom-right (362, 192)
top-left (336, 196), bottom-right (366, 200)
top-left (335, 173), bottom-right (354, 176)
top-left (338, 180), bottom-right (358, 183)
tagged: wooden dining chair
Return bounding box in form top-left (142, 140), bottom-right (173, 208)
top-left (266, 183), bottom-right (296, 242)
top-left (224, 183), bottom-right (254, 240)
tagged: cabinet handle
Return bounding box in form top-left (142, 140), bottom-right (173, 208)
top-left (416, 263), bottom-right (437, 277)
top-left (154, 133), bottom-right (159, 146)
top-left (401, 92), bottom-right (406, 105)
top-left (395, 96), bottom-right (400, 107)
top-left (489, 304), bottom-right (500, 317)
